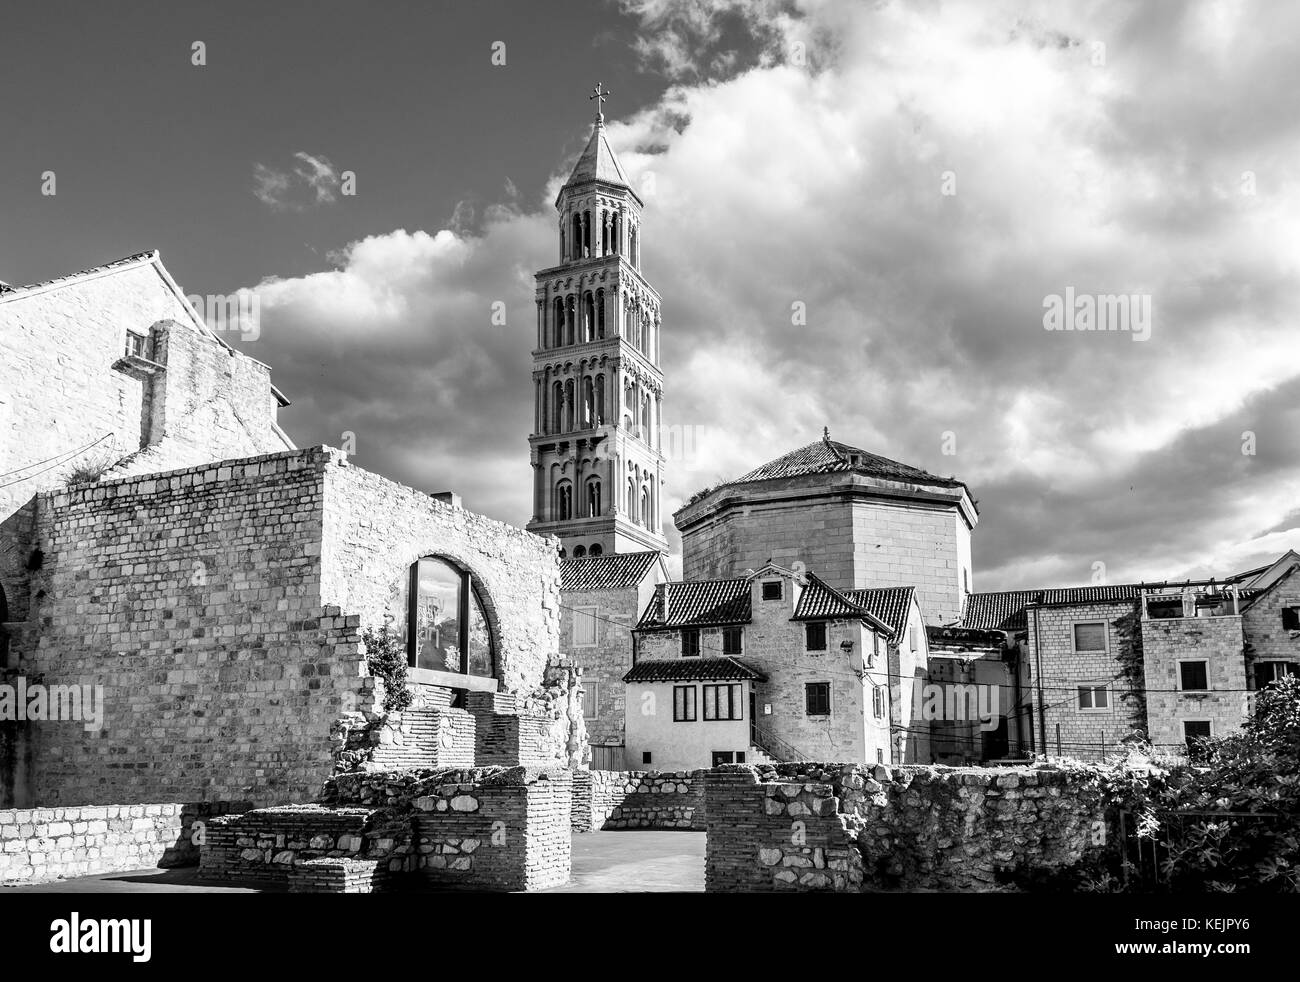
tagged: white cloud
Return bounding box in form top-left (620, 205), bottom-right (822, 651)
top-left (253, 151), bottom-right (340, 211)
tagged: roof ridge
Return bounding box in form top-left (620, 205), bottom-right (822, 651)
top-left (0, 250), bottom-right (159, 303)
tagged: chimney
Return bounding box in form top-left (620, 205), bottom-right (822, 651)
top-left (430, 491), bottom-right (462, 509)
top-left (0, 281), bottom-right (14, 295)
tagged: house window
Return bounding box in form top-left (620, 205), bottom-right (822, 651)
top-left (572, 606), bottom-right (597, 647)
top-left (805, 682), bottom-right (831, 716)
top-left (876, 749), bottom-right (885, 764)
top-left (125, 330), bottom-right (148, 359)
top-left (681, 628), bottom-right (700, 658)
top-left (1282, 607), bottom-right (1300, 630)
top-left (673, 685), bottom-right (697, 722)
top-left (1078, 685), bottom-right (1110, 710)
top-left (722, 626), bottom-right (743, 656)
top-left (703, 683), bottom-right (742, 721)
top-left (642, 751), bottom-right (652, 765)
top-left (872, 685), bottom-right (885, 719)
top-left (1072, 622), bottom-right (1108, 652)
top-left (582, 682), bottom-right (598, 719)
top-left (1179, 660), bottom-right (1209, 692)
top-left (806, 622), bottom-right (827, 651)
top-left (1254, 661), bottom-right (1299, 689)
top-left (761, 581), bottom-right (783, 601)
top-left (1183, 720), bottom-right (1212, 744)
top-left (556, 481), bottom-right (573, 521)
top-left (405, 556), bottom-right (494, 680)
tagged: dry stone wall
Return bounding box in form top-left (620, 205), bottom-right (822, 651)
top-left (572, 769), bottom-right (705, 830)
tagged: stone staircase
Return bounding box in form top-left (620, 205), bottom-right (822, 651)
top-left (746, 744), bottom-right (778, 766)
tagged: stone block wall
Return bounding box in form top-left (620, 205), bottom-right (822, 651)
top-left (1242, 571), bottom-right (1300, 712)
top-left (199, 805), bottom-right (387, 884)
top-left (1027, 600), bottom-right (1145, 759)
top-left (0, 800), bottom-right (246, 885)
top-left (1142, 615), bottom-right (1249, 752)
top-left (703, 762), bottom-right (1109, 892)
top-left (572, 769), bottom-right (705, 831)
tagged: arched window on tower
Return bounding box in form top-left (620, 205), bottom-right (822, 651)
top-left (571, 214), bottom-right (582, 261)
top-left (601, 216), bottom-right (610, 255)
top-left (573, 545), bottom-right (586, 559)
top-left (582, 376), bottom-right (595, 428)
top-left (630, 227), bottom-right (638, 267)
top-left (627, 478), bottom-right (637, 521)
top-left (641, 395), bottom-right (652, 442)
top-left (564, 379), bottom-right (575, 431)
top-left (611, 214), bottom-right (621, 254)
top-left (564, 296), bottom-right (576, 346)
top-left (594, 374), bottom-right (605, 425)
top-left (551, 381), bottom-right (563, 433)
top-left (552, 298), bottom-right (563, 348)
top-left (582, 292), bottom-right (595, 343)
top-left (595, 288), bottom-right (605, 338)
top-left (556, 481), bottom-right (573, 521)
top-left (589, 543), bottom-right (603, 557)
top-left (640, 487), bottom-right (651, 529)
top-left (585, 477), bottom-right (601, 517)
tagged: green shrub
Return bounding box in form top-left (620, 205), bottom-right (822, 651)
top-left (361, 625), bottom-right (413, 714)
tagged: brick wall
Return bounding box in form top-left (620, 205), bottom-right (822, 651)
top-left (572, 769), bottom-right (705, 830)
top-left (0, 800), bottom-right (246, 885)
top-left (703, 762), bottom-right (1108, 892)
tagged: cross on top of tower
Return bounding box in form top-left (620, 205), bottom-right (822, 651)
top-left (589, 82), bottom-right (611, 121)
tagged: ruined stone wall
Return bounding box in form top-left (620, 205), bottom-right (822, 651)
top-left (573, 769), bottom-right (705, 830)
top-left (704, 762), bottom-right (1108, 892)
top-left (0, 800), bottom-right (246, 885)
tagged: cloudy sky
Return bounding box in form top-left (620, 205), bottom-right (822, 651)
top-left (3, 0), bottom-right (1298, 591)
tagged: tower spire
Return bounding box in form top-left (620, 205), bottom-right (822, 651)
top-left (589, 81), bottom-right (611, 124)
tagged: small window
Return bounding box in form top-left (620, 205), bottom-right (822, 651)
top-left (722, 627), bottom-right (743, 656)
top-left (735, 751), bottom-right (746, 764)
top-left (681, 628), bottom-right (700, 658)
top-left (572, 606), bottom-right (598, 647)
top-left (703, 683), bottom-right (742, 721)
top-left (1179, 660), bottom-right (1209, 691)
top-left (1077, 685), bottom-right (1109, 710)
top-left (582, 682), bottom-right (598, 719)
top-left (761, 581), bottom-right (783, 601)
top-left (125, 330), bottom-right (148, 359)
top-left (1254, 661), bottom-right (1298, 689)
top-left (872, 685), bottom-right (885, 719)
top-left (876, 748), bottom-right (884, 764)
top-left (806, 682), bottom-right (830, 716)
top-left (673, 685), bottom-right (697, 722)
top-left (642, 751), bottom-right (652, 765)
top-left (1183, 720), bottom-right (1212, 743)
top-left (1282, 607), bottom-right (1300, 630)
top-left (806, 622), bottom-right (827, 651)
top-left (1072, 622), bottom-right (1107, 652)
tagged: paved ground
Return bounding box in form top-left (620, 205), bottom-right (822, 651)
top-left (1, 831), bottom-right (706, 894)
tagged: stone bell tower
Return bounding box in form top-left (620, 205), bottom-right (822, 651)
top-left (526, 84), bottom-right (668, 559)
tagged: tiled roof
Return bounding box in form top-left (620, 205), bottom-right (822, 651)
top-left (960, 586), bottom-right (1144, 632)
top-left (846, 586), bottom-right (915, 638)
top-left (790, 574), bottom-right (893, 634)
top-left (564, 120), bottom-right (632, 190)
top-left (637, 578), bottom-right (751, 629)
top-left (561, 550), bottom-right (662, 591)
top-left (623, 657), bottom-right (766, 684)
top-left (0, 250), bottom-right (158, 304)
top-left (730, 437), bottom-right (964, 490)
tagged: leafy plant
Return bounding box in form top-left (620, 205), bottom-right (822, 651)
top-left (361, 625), bottom-right (413, 714)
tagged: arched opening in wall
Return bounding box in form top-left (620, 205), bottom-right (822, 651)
top-left (626, 478), bottom-right (637, 521)
top-left (571, 214), bottom-right (582, 261)
top-left (589, 543), bottom-right (603, 557)
top-left (583, 210), bottom-right (592, 256)
top-left (573, 545), bottom-right (587, 559)
top-left (552, 298), bottom-right (563, 347)
top-left (404, 556), bottom-right (497, 692)
top-left (640, 487), bottom-right (651, 529)
top-left (641, 396), bottom-right (652, 441)
top-left (611, 214), bottom-right (621, 254)
top-left (564, 296), bottom-right (576, 346)
top-left (564, 379), bottom-right (576, 431)
top-left (596, 289), bottom-right (605, 338)
top-left (630, 228), bottom-right (638, 267)
top-left (551, 381), bottom-right (564, 433)
top-left (582, 292), bottom-right (595, 343)
top-left (582, 377), bottom-right (595, 428)
top-left (594, 374), bottom-right (605, 425)
top-left (585, 477), bottom-right (602, 517)
top-left (556, 480), bottom-right (573, 520)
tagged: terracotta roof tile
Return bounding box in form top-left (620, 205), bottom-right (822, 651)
top-left (846, 586), bottom-right (915, 638)
top-left (623, 657), bottom-right (766, 683)
top-left (731, 438), bottom-right (963, 489)
top-left (637, 578), bottom-right (751, 629)
top-left (561, 551), bottom-right (662, 591)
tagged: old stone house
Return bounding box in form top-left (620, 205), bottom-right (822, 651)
top-left (628, 563), bottom-right (911, 767)
top-left (0, 252), bottom-right (583, 810)
top-left (958, 551), bottom-right (1300, 759)
top-left (675, 433), bottom-right (978, 626)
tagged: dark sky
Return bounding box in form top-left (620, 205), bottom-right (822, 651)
top-left (3, 0), bottom-right (1298, 591)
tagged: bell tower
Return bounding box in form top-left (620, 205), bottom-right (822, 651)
top-left (527, 85), bottom-right (668, 558)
